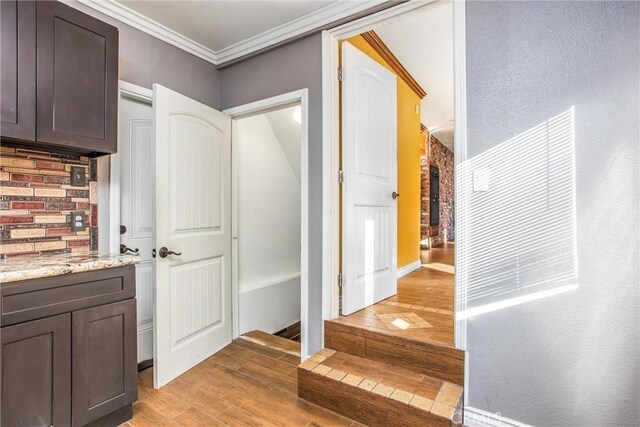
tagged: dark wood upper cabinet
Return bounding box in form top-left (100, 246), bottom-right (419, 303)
top-left (0, 0), bottom-right (36, 141)
top-left (37, 1), bottom-right (118, 154)
top-left (1, 314), bottom-right (72, 427)
top-left (0, 1), bottom-right (118, 156)
top-left (72, 299), bottom-right (137, 426)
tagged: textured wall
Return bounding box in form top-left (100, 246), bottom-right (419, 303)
top-left (0, 147), bottom-right (98, 257)
top-left (219, 34), bottom-right (324, 354)
top-left (465, 1), bottom-right (639, 425)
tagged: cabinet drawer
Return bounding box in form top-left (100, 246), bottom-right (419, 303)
top-left (1, 266), bottom-right (135, 326)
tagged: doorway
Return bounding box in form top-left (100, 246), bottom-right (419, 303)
top-left (224, 89), bottom-right (310, 361)
top-left (112, 83), bottom-right (155, 369)
top-left (322, 0), bottom-right (462, 348)
top-left (113, 82), bottom-right (235, 388)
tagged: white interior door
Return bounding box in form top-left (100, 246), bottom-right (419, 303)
top-left (341, 42), bottom-right (398, 315)
top-left (119, 96), bottom-right (155, 363)
top-left (153, 84), bottom-right (232, 388)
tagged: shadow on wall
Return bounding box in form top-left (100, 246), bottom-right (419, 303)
top-left (458, 107), bottom-right (578, 319)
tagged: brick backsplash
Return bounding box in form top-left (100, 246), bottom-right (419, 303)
top-left (0, 145), bottom-right (98, 258)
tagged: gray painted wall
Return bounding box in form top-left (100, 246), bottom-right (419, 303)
top-left (219, 34), bottom-right (324, 354)
top-left (67, 1), bottom-right (220, 108)
top-left (465, 2), bottom-right (639, 425)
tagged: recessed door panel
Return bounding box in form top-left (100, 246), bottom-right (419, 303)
top-left (170, 257), bottom-right (223, 345)
top-left (169, 115), bottom-right (222, 234)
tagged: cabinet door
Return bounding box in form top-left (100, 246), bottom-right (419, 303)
top-left (1, 314), bottom-right (71, 427)
top-left (1, 0), bottom-right (36, 141)
top-left (72, 299), bottom-right (137, 426)
top-left (36, 1), bottom-right (118, 154)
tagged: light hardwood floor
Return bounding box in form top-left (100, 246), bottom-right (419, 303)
top-left (124, 338), bottom-right (360, 426)
top-left (333, 244), bottom-right (455, 346)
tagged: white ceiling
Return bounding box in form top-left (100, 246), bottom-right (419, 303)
top-left (375, 0), bottom-right (454, 150)
top-left (118, 0), bottom-right (335, 51)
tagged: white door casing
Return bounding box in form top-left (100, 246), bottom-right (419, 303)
top-left (119, 96), bottom-right (155, 363)
top-left (341, 42), bottom-right (398, 315)
top-left (153, 84), bottom-right (232, 388)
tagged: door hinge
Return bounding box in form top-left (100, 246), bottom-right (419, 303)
top-left (338, 170), bottom-right (344, 184)
top-left (338, 272), bottom-right (345, 288)
top-left (337, 68), bottom-right (345, 81)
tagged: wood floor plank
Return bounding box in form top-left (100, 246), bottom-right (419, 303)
top-left (215, 405), bottom-right (278, 427)
top-left (229, 343), bottom-right (298, 375)
top-left (130, 337), bottom-right (355, 426)
top-left (129, 402), bottom-right (178, 427)
top-left (136, 383), bottom-right (193, 419)
top-left (244, 330), bottom-right (301, 354)
top-left (172, 407), bottom-right (226, 426)
top-left (238, 360), bottom-right (298, 394)
top-left (278, 352), bottom-right (302, 366)
top-left (233, 336), bottom-right (293, 358)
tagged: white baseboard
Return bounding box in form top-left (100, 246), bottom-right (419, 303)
top-left (464, 406), bottom-right (531, 427)
top-left (396, 260), bottom-right (422, 279)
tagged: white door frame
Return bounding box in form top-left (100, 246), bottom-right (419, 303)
top-left (109, 80), bottom-right (154, 255)
top-left (321, 0), bottom-right (468, 351)
top-left (223, 89), bottom-right (310, 360)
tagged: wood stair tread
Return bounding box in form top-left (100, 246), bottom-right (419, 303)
top-left (298, 348), bottom-right (463, 426)
top-left (241, 330), bottom-right (301, 356)
top-left (327, 317), bottom-right (460, 357)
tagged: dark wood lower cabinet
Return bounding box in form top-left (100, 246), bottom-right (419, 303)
top-left (0, 267), bottom-right (136, 426)
top-left (1, 314), bottom-right (72, 427)
top-left (72, 299), bottom-right (137, 426)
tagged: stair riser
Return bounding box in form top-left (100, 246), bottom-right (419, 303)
top-left (298, 368), bottom-right (452, 427)
top-left (325, 321), bottom-right (464, 386)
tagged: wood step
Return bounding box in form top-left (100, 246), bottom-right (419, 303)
top-left (298, 349), bottom-right (463, 426)
top-left (325, 320), bottom-right (464, 386)
top-left (240, 330), bottom-right (301, 357)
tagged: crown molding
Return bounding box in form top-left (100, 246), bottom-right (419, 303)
top-left (361, 30), bottom-right (427, 99)
top-left (215, 1), bottom-right (387, 66)
top-left (69, 0), bottom-right (388, 67)
top-left (71, 0), bottom-right (218, 64)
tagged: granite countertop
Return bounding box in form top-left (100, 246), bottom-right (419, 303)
top-left (0, 251), bottom-right (140, 284)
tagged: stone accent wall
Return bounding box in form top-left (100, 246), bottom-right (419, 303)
top-left (421, 130), bottom-right (454, 245)
top-left (0, 145), bottom-right (98, 258)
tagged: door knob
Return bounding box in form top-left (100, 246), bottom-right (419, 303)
top-left (158, 247), bottom-right (182, 258)
top-left (392, 191), bottom-right (400, 199)
top-left (120, 244), bottom-right (139, 254)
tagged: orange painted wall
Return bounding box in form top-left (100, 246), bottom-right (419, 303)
top-left (343, 36), bottom-right (422, 269)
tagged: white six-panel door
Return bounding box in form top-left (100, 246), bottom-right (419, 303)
top-left (341, 42), bottom-right (398, 315)
top-left (119, 96), bottom-right (155, 363)
top-left (153, 84), bottom-right (232, 388)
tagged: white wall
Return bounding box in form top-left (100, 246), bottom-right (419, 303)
top-left (464, 2), bottom-right (639, 425)
top-left (236, 110), bottom-right (301, 334)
